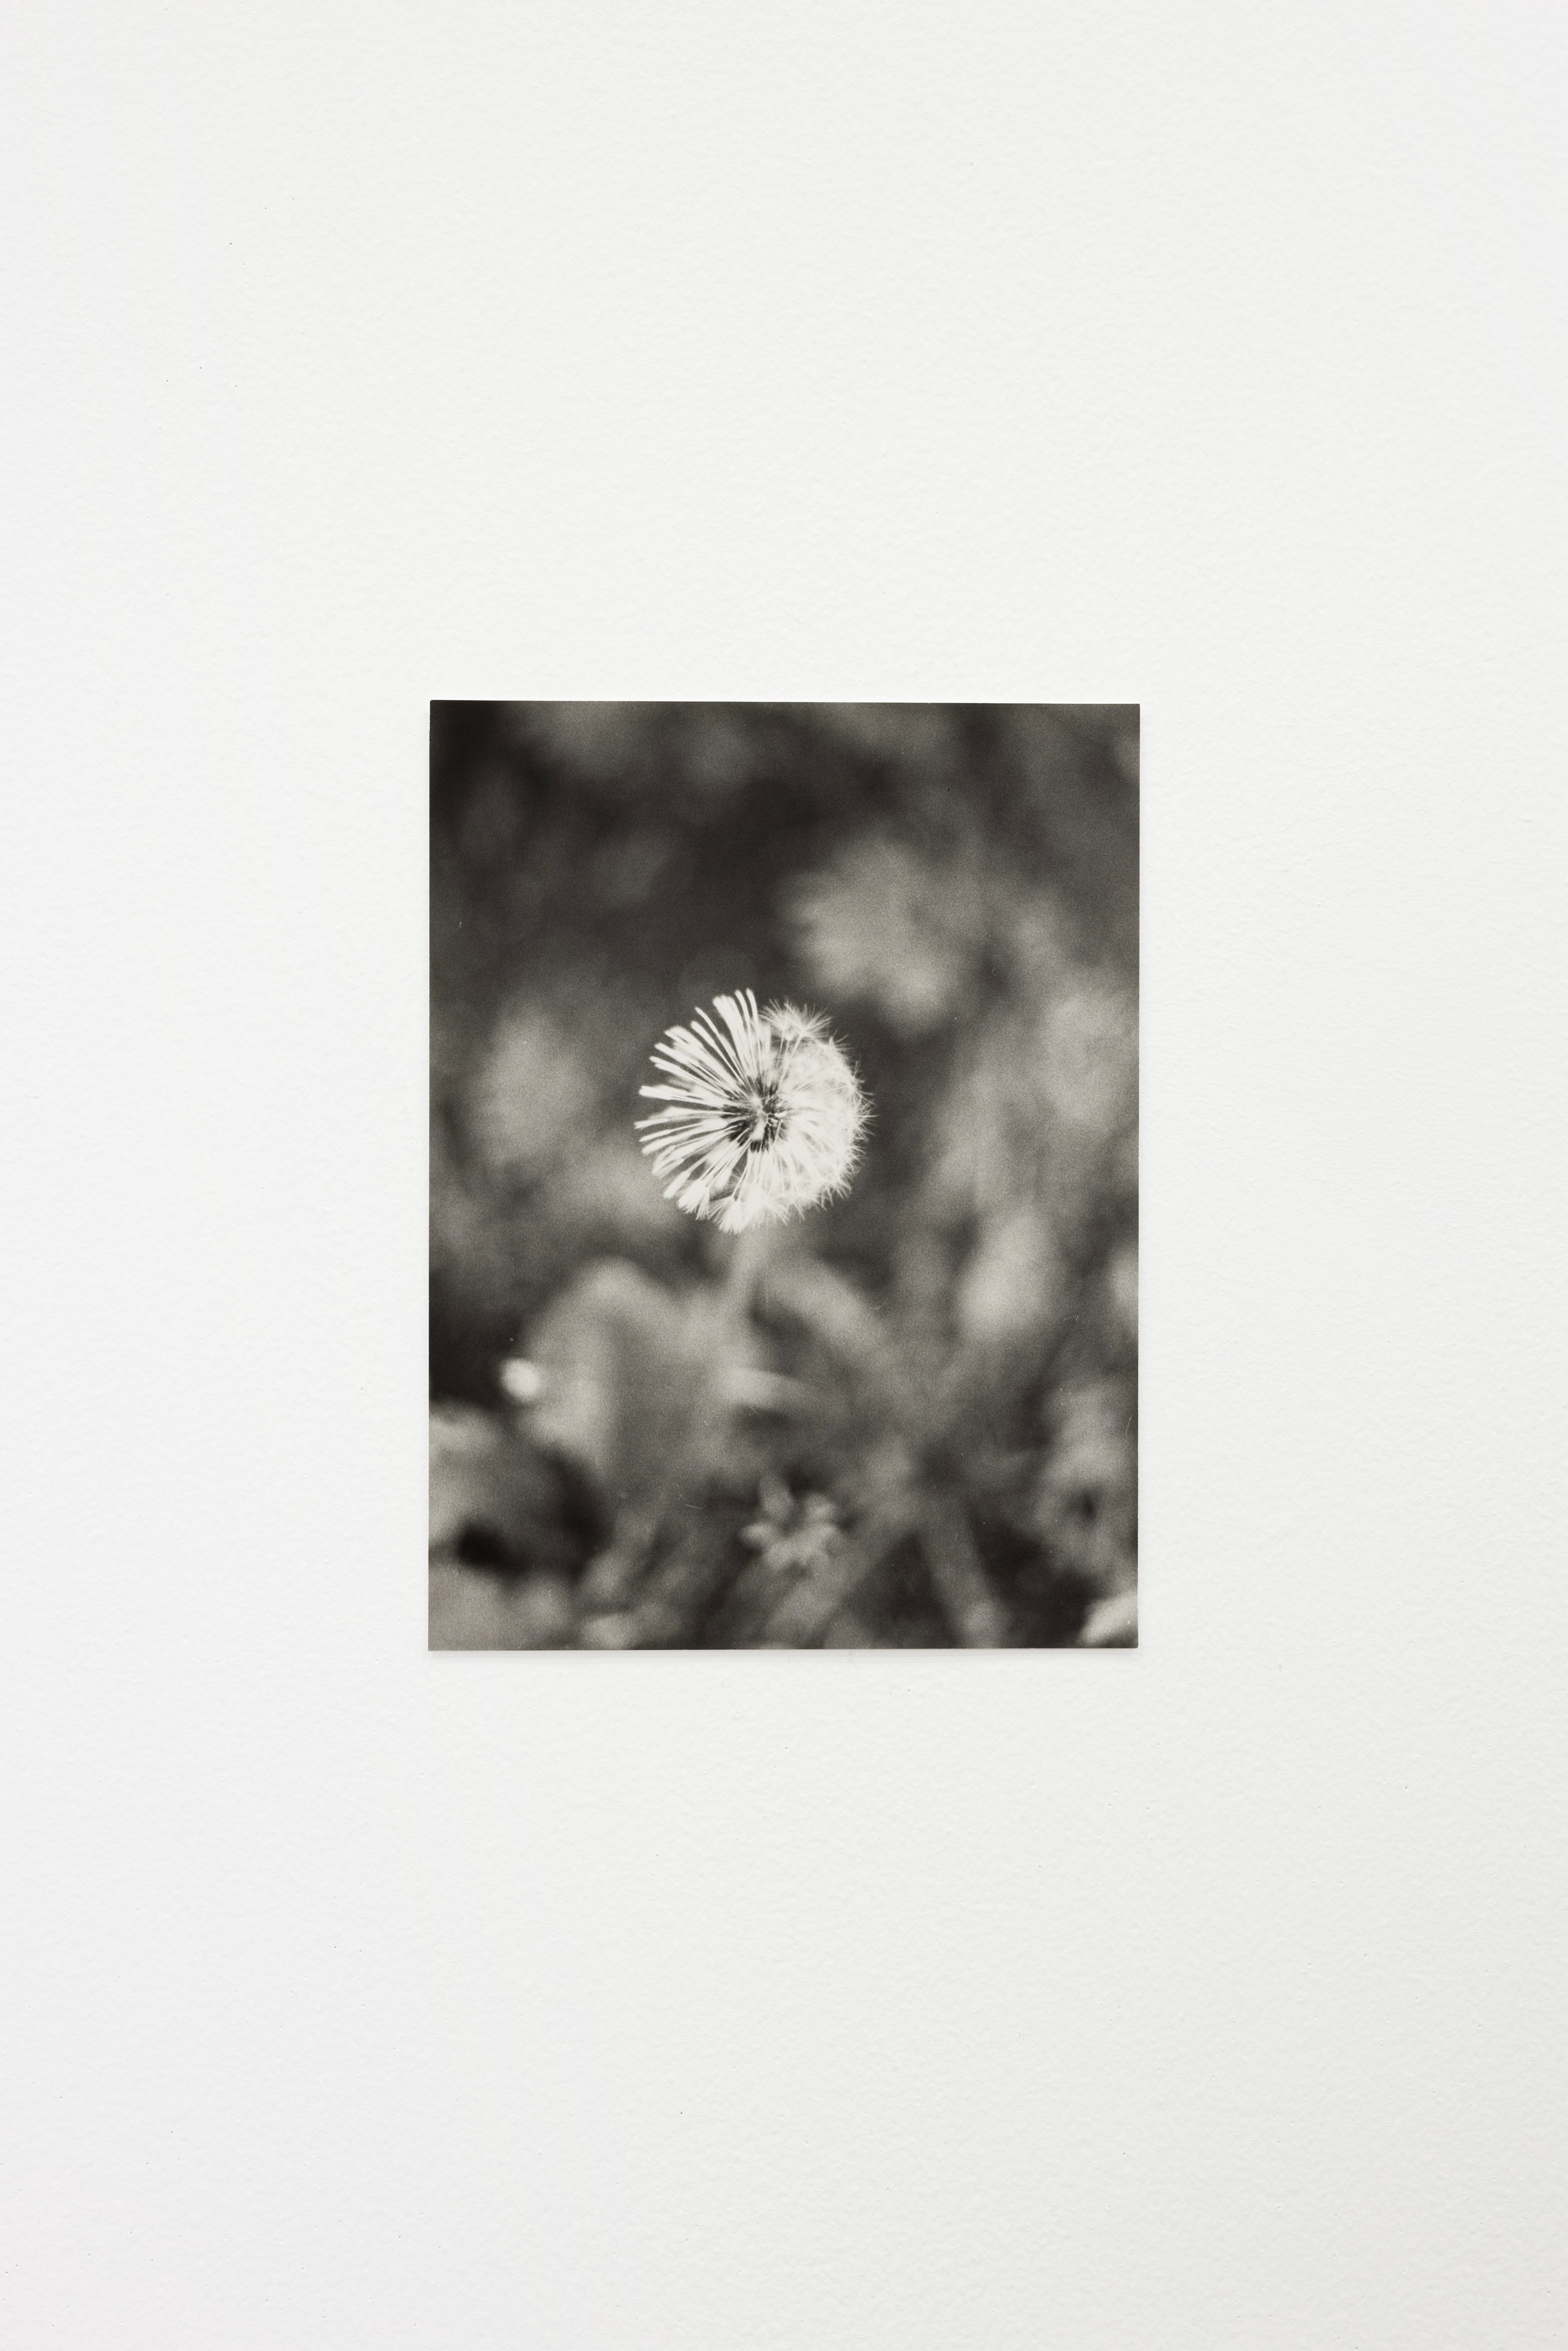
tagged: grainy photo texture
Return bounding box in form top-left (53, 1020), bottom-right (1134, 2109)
top-left (431, 704), bottom-right (1138, 1648)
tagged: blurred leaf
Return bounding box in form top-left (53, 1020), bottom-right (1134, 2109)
top-left (512, 701), bottom-right (664, 789)
top-left (1037, 979), bottom-right (1138, 1135)
top-left (790, 834), bottom-right (982, 1034)
top-left (429, 1563), bottom-right (575, 1650)
top-left (1079, 1588), bottom-right (1138, 1647)
top-left (470, 1007), bottom-right (596, 1179)
top-left (1033, 1377), bottom-right (1137, 1593)
top-left (955, 1202), bottom-right (1067, 1355)
top-left (527, 1259), bottom-right (715, 1512)
top-left (428, 1404), bottom-right (589, 1576)
top-left (920, 1492), bottom-right (1010, 1647)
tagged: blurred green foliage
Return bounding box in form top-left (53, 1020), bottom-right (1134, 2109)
top-left (431, 702), bottom-right (1137, 1647)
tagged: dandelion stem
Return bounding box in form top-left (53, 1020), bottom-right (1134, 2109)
top-left (720, 1223), bottom-right (770, 1324)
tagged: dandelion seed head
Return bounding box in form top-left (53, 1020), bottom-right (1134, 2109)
top-left (635, 990), bottom-right (867, 1233)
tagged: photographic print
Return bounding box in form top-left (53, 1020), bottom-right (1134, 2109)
top-left (431, 704), bottom-right (1138, 1648)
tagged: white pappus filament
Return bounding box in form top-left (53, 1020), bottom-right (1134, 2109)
top-left (636, 990), bottom-right (867, 1233)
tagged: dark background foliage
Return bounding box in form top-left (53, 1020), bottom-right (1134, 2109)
top-left (431, 703), bottom-right (1138, 1647)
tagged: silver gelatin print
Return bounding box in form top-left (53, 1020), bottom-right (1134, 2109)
top-left (431, 704), bottom-right (1138, 1648)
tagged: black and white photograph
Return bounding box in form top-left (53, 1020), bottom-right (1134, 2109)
top-left (432, 703), bottom-right (1138, 1648)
